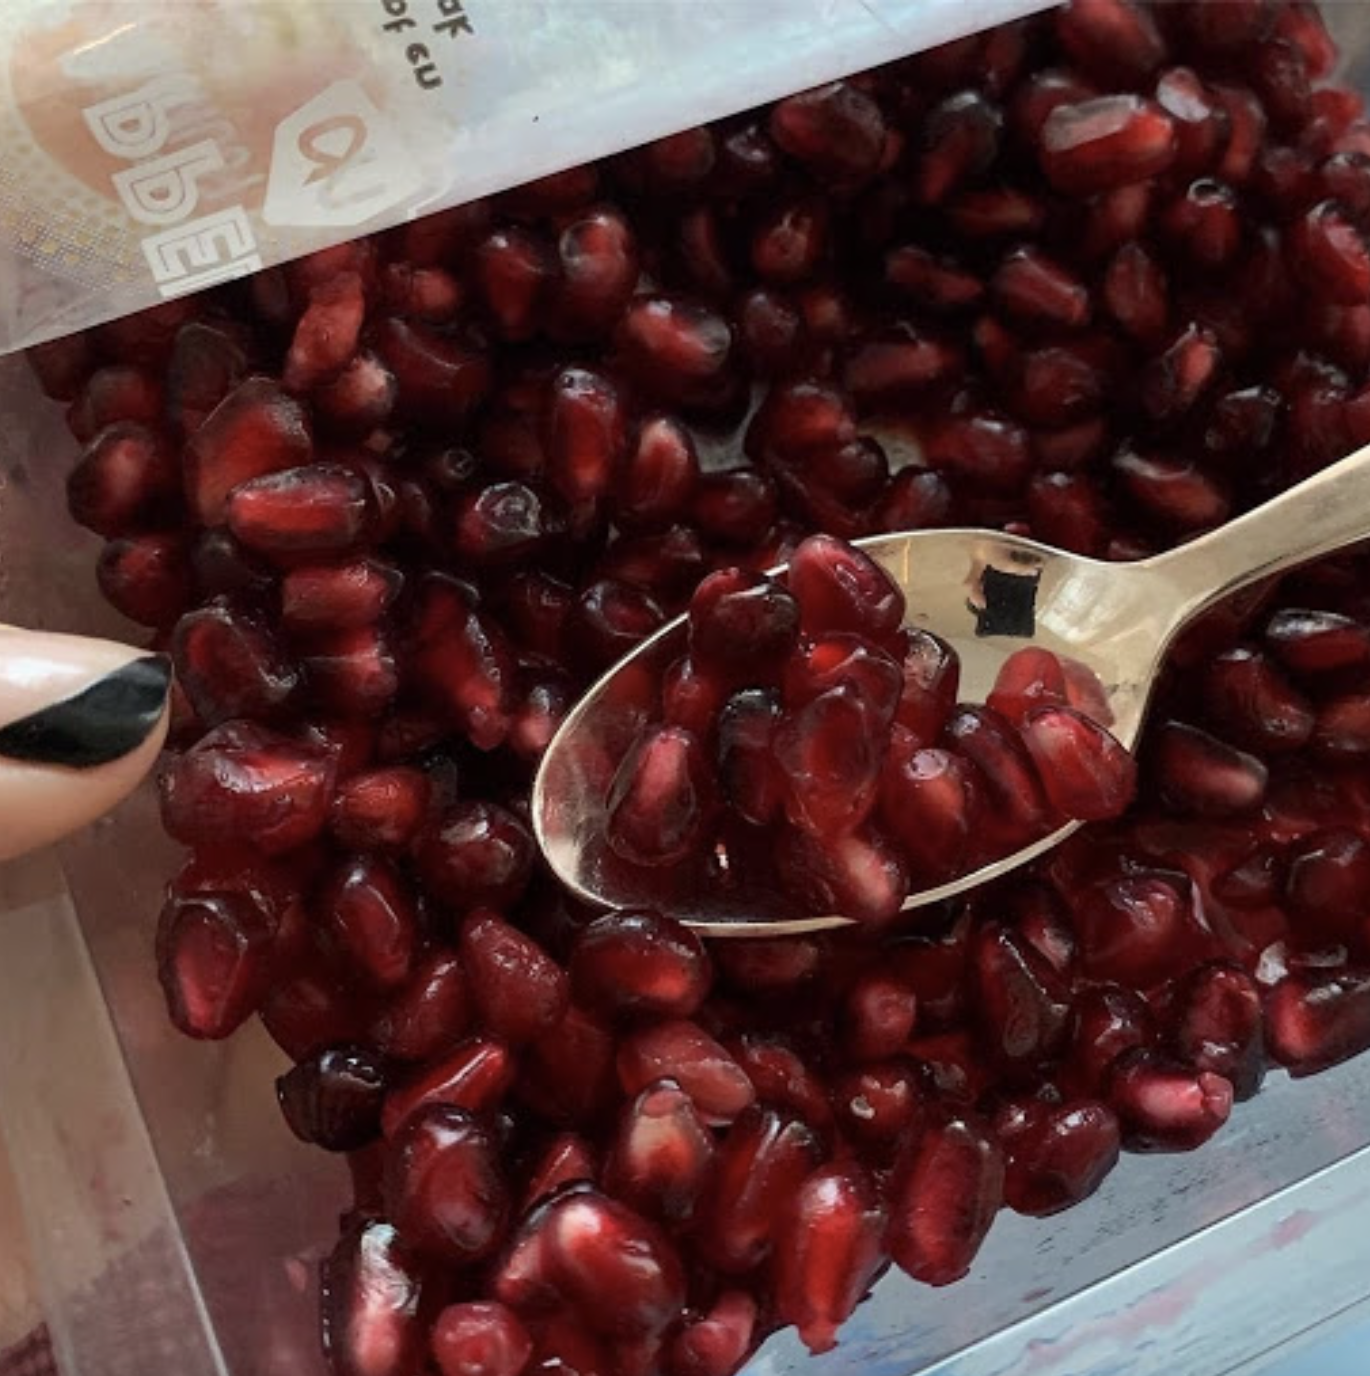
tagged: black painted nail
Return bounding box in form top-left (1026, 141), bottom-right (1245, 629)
top-left (0, 655), bottom-right (171, 769)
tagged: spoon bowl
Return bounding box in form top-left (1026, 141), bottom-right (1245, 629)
top-left (533, 442), bottom-right (1370, 936)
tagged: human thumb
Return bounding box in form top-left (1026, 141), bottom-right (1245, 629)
top-left (0, 626), bottom-right (171, 862)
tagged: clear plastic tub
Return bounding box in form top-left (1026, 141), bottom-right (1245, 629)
top-left (6, 7), bottom-right (1370, 1376)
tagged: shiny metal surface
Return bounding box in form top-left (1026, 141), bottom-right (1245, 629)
top-left (532, 441), bottom-right (1370, 936)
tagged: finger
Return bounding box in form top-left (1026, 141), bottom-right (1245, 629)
top-left (0, 627), bottom-right (171, 862)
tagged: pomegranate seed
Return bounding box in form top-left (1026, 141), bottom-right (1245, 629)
top-left (417, 802), bottom-right (535, 911)
top-left (471, 228), bottom-right (554, 341)
top-left (726, 1034), bottom-right (832, 1130)
top-left (606, 725), bottom-right (715, 867)
top-left (972, 922), bottom-right (1072, 1072)
top-left (1169, 962), bottom-right (1266, 1101)
top-left (386, 1104), bottom-right (508, 1263)
top-left (521, 1134), bottom-right (597, 1212)
top-left (159, 721), bottom-right (335, 855)
top-left (694, 1104), bottom-right (822, 1274)
top-left (171, 605), bottom-right (299, 726)
top-left (302, 624), bottom-right (400, 715)
top-left (331, 767), bottom-right (431, 851)
top-left (987, 647), bottom-right (1068, 725)
top-left (879, 737), bottom-right (981, 883)
top-left (774, 1162), bottom-right (886, 1355)
top-left (786, 534), bottom-right (904, 642)
top-left (844, 323), bottom-right (964, 402)
top-left (1314, 693), bottom-right (1370, 757)
top-left (1154, 68), bottom-right (1229, 177)
top-left (1161, 179), bottom-right (1242, 269)
top-left (1001, 1100), bottom-right (1121, 1216)
top-left (770, 81), bottom-right (886, 181)
top-left (570, 578), bottom-right (666, 676)
top-left (605, 1079), bottom-right (715, 1223)
top-left (570, 910), bottom-right (712, 1020)
top-left (947, 705), bottom-right (1053, 846)
top-left (618, 1019), bottom-right (754, 1126)
top-left (830, 1059), bottom-right (927, 1153)
top-left (841, 972), bottom-right (919, 1063)
top-left (284, 272), bottom-right (366, 392)
top-left (184, 377), bottom-right (312, 524)
top-left (67, 365), bottom-right (163, 443)
top-left (617, 296), bottom-right (734, 408)
top-left (886, 245), bottom-right (984, 312)
top-left (1072, 871), bottom-right (1214, 988)
top-left (382, 1038), bottom-right (516, 1138)
top-left (1276, 2), bottom-right (1338, 79)
top-left (545, 1189), bottom-right (686, 1338)
top-left (1266, 969), bottom-right (1370, 1075)
top-left (772, 685), bottom-right (882, 838)
top-left (617, 416), bottom-right (699, 533)
top-left (375, 317), bottom-right (491, 427)
top-left (277, 1046), bottom-right (387, 1152)
top-left (1020, 705), bottom-right (1137, 822)
top-left (1288, 200), bottom-right (1370, 304)
top-left (665, 1292), bottom-right (757, 1376)
top-left (1040, 96), bottom-right (1176, 194)
top-left (1253, 37), bottom-right (1314, 133)
top-left (155, 889), bottom-right (276, 1039)
top-left (992, 248), bottom-right (1090, 329)
top-left (67, 423), bottom-right (180, 537)
top-left (692, 469), bottom-right (779, 549)
top-left (1108, 1049), bottom-right (1233, 1151)
top-left (320, 1221), bottom-right (424, 1376)
top-left (1285, 828), bottom-right (1370, 941)
top-left (408, 575), bottom-right (517, 749)
top-left (258, 965), bottom-right (370, 1061)
top-left (431, 1303), bottom-right (532, 1376)
top-left (1138, 325), bottom-right (1223, 426)
top-left (544, 366), bottom-right (626, 504)
top-left (1153, 721), bottom-right (1269, 817)
top-left (552, 207), bottom-right (639, 340)
top-left (519, 1004), bottom-right (619, 1128)
top-left (1103, 241), bottom-right (1169, 346)
top-left (323, 855), bottom-right (418, 992)
top-left (373, 953), bottom-right (470, 1063)
top-left (923, 412), bottom-right (1032, 493)
top-left (460, 909), bottom-right (569, 1046)
top-left (636, 126), bottom-right (716, 189)
top-left (97, 534), bottom-right (192, 628)
top-left (886, 1115), bottom-right (1004, 1286)
top-left (775, 824), bottom-right (909, 927)
top-left (716, 689), bottom-right (784, 827)
top-left (1203, 648), bottom-right (1315, 754)
top-left (916, 90), bottom-right (1003, 205)
top-left (1265, 608), bottom-right (1370, 676)
top-left (750, 197), bottom-right (829, 285)
top-left (1056, 0), bottom-right (1168, 85)
top-left (315, 352), bottom-right (398, 435)
top-left (783, 634), bottom-right (902, 724)
top-left (735, 287), bottom-right (806, 376)
top-left (282, 558), bottom-right (403, 632)
top-left (688, 568), bottom-right (800, 676)
top-left (450, 481), bottom-right (561, 569)
top-left (381, 262), bottom-right (464, 323)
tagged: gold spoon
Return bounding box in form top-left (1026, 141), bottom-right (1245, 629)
top-left (533, 441), bottom-right (1370, 936)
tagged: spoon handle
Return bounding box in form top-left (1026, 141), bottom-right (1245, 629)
top-left (1139, 440), bottom-right (1370, 623)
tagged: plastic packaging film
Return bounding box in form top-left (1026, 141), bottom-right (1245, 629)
top-left (0, 0), bottom-right (1052, 356)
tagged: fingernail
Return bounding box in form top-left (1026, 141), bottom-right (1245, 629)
top-left (0, 633), bottom-right (171, 770)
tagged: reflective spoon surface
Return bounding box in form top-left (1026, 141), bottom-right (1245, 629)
top-left (533, 441), bottom-right (1370, 937)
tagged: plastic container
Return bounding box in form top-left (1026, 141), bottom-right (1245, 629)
top-left (5, 6), bottom-right (1370, 1376)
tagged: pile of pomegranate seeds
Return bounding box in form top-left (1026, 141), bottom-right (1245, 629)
top-left (29, 1), bottom-right (1370, 1371)
top-left (608, 536), bottom-right (1135, 923)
